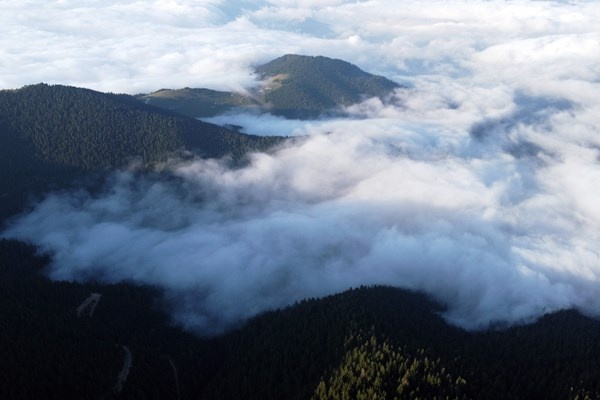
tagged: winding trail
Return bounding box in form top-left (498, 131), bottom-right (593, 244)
top-left (76, 293), bottom-right (102, 317)
top-left (113, 346), bottom-right (132, 394)
top-left (168, 357), bottom-right (181, 400)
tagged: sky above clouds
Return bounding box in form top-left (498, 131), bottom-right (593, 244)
top-left (5, 1), bottom-right (600, 334)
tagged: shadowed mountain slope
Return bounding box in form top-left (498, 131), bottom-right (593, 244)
top-left (0, 83), bottom-right (282, 222)
top-left (1, 238), bottom-right (600, 400)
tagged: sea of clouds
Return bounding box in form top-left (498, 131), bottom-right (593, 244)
top-left (3, 0), bottom-right (600, 334)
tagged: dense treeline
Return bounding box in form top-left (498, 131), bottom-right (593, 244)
top-left (313, 335), bottom-right (468, 400)
top-left (1, 238), bottom-right (600, 399)
top-left (0, 83), bottom-right (281, 168)
top-left (200, 286), bottom-right (457, 400)
top-left (0, 84), bottom-right (283, 222)
top-left (256, 54), bottom-right (400, 118)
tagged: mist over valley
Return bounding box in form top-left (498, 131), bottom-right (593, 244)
top-left (3, 1), bottom-right (600, 398)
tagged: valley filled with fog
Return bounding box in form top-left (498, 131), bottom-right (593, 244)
top-left (4, 0), bottom-right (600, 334)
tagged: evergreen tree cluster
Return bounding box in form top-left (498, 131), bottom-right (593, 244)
top-left (0, 83), bottom-right (280, 169)
top-left (313, 334), bottom-right (467, 400)
top-left (0, 84), bottom-right (283, 223)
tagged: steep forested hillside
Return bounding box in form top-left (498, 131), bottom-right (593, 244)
top-left (136, 54), bottom-right (400, 119)
top-left (1, 237), bottom-right (599, 400)
top-left (0, 84), bottom-right (282, 222)
top-left (0, 84), bottom-right (280, 168)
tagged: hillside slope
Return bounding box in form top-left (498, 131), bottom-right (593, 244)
top-left (0, 83), bottom-right (280, 168)
top-left (137, 54), bottom-right (400, 119)
top-left (1, 239), bottom-right (599, 400)
top-left (256, 54), bottom-right (400, 118)
top-left (0, 84), bottom-right (282, 222)
top-left (138, 87), bottom-right (259, 118)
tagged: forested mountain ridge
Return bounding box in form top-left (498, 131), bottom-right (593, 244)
top-left (0, 83), bottom-right (282, 223)
top-left (256, 54), bottom-right (400, 118)
top-left (1, 237), bottom-right (600, 400)
top-left (0, 83), bottom-right (280, 168)
top-left (137, 54), bottom-right (401, 119)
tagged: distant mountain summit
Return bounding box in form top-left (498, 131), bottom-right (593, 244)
top-left (254, 54), bottom-right (400, 118)
top-left (138, 54), bottom-right (400, 119)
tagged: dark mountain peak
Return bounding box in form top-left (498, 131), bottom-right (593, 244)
top-left (136, 54), bottom-right (401, 119)
top-left (256, 54), bottom-right (372, 79)
top-left (253, 54), bottom-right (400, 118)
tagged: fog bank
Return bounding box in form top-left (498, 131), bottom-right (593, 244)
top-left (5, 0), bottom-right (600, 334)
top-left (7, 93), bottom-right (600, 333)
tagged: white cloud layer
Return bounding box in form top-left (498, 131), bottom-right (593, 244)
top-left (2, 1), bottom-right (599, 95)
top-left (4, 0), bottom-right (600, 334)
